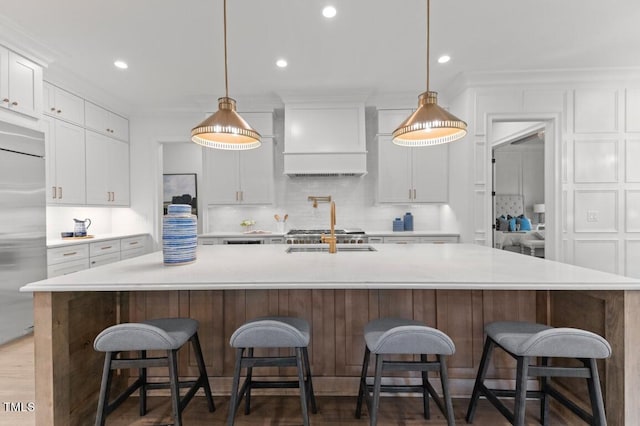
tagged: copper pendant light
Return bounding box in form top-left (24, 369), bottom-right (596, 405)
top-left (392, 0), bottom-right (467, 147)
top-left (192, 0), bottom-right (261, 150)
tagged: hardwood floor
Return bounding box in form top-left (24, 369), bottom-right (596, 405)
top-left (0, 335), bottom-right (570, 426)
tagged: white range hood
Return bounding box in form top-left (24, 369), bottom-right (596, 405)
top-left (283, 101), bottom-right (367, 176)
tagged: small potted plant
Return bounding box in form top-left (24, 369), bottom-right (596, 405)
top-left (240, 219), bottom-right (255, 233)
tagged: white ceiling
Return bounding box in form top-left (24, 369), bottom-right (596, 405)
top-left (2, 0), bottom-right (640, 112)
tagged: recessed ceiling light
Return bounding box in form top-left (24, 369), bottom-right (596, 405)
top-left (114, 60), bottom-right (128, 69)
top-left (322, 6), bottom-right (337, 18)
top-left (437, 55), bottom-right (451, 64)
top-left (276, 59), bottom-right (288, 68)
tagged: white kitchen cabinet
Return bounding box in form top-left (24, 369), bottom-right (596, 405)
top-left (47, 235), bottom-right (149, 277)
top-left (43, 116), bottom-right (86, 205)
top-left (204, 138), bottom-right (273, 205)
top-left (85, 101), bottom-right (129, 142)
top-left (43, 82), bottom-right (84, 125)
top-left (377, 136), bottom-right (448, 203)
top-left (46, 244), bottom-right (90, 278)
top-left (0, 46), bottom-right (43, 119)
top-left (85, 130), bottom-right (130, 206)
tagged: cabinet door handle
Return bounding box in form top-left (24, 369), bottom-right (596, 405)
top-left (413, 189), bottom-right (416, 199)
top-left (235, 191), bottom-right (239, 201)
top-left (52, 186), bottom-right (57, 199)
top-left (57, 109), bottom-right (62, 114)
top-left (2, 98), bottom-right (8, 103)
top-left (11, 101), bottom-right (18, 106)
top-left (101, 246), bottom-right (112, 250)
top-left (129, 241), bottom-right (139, 246)
top-left (112, 192), bottom-right (115, 202)
top-left (58, 187), bottom-right (62, 199)
top-left (409, 189), bottom-right (412, 199)
top-left (63, 251), bottom-right (77, 256)
top-left (50, 107), bottom-right (56, 111)
top-left (240, 191), bottom-right (243, 202)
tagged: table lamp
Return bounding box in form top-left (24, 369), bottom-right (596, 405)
top-left (533, 204), bottom-right (545, 224)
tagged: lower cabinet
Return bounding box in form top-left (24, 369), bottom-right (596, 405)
top-left (127, 288), bottom-right (537, 395)
top-left (47, 235), bottom-right (148, 277)
top-left (369, 235), bottom-right (459, 244)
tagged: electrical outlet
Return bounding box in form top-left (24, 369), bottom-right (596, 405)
top-left (587, 210), bottom-right (599, 222)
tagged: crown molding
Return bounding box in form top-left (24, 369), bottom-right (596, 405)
top-left (445, 67), bottom-right (640, 98)
top-left (0, 15), bottom-right (57, 66)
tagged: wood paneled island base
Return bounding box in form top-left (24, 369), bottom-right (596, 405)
top-left (24, 244), bottom-right (640, 425)
top-left (33, 288), bottom-right (640, 426)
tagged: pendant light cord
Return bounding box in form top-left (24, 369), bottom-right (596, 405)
top-left (426, 0), bottom-right (430, 92)
top-left (223, 0), bottom-right (229, 98)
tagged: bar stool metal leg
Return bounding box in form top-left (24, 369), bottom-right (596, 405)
top-left (421, 354), bottom-right (431, 420)
top-left (139, 350), bottom-right (147, 417)
top-left (244, 348), bottom-right (254, 415)
top-left (167, 349), bottom-right (182, 426)
top-left (466, 337), bottom-right (495, 423)
top-left (586, 358), bottom-right (607, 426)
top-left (438, 355), bottom-right (455, 426)
top-left (355, 346), bottom-right (370, 419)
top-left (370, 354), bottom-right (384, 426)
top-left (513, 355), bottom-right (530, 426)
top-left (190, 332), bottom-right (215, 412)
top-left (302, 347), bottom-right (318, 414)
top-left (227, 348), bottom-right (244, 426)
top-left (95, 352), bottom-right (115, 426)
top-left (540, 357), bottom-right (549, 426)
top-left (295, 347), bottom-right (310, 426)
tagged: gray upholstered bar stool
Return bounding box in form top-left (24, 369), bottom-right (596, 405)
top-left (227, 316), bottom-right (317, 426)
top-left (466, 321), bottom-right (611, 426)
top-left (93, 318), bottom-right (215, 426)
top-left (355, 317), bottom-right (456, 426)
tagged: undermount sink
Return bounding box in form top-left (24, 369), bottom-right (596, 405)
top-left (286, 245), bottom-right (377, 253)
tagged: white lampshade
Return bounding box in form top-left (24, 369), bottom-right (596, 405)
top-left (533, 204), bottom-right (546, 213)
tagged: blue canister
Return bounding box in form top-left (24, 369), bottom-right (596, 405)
top-left (163, 204), bottom-right (197, 265)
top-left (393, 218), bottom-right (404, 232)
top-left (403, 212), bottom-right (414, 231)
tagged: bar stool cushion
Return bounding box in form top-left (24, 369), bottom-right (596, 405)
top-left (486, 321), bottom-right (612, 359)
top-left (230, 316), bottom-right (310, 348)
top-left (364, 317), bottom-right (455, 355)
top-left (94, 318), bottom-right (198, 352)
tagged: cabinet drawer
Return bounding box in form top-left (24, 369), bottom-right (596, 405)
top-left (121, 235), bottom-right (146, 252)
top-left (47, 244), bottom-right (89, 265)
top-left (419, 236), bottom-right (459, 244)
top-left (383, 236), bottom-right (418, 244)
top-left (47, 258), bottom-right (89, 277)
top-left (90, 252), bottom-right (121, 268)
top-left (120, 246), bottom-right (146, 260)
top-left (367, 237), bottom-right (384, 244)
top-left (89, 239), bottom-right (120, 256)
top-left (199, 238), bottom-right (220, 246)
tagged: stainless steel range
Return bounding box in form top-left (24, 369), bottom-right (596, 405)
top-left (285, 229), bottom-right (368, 244)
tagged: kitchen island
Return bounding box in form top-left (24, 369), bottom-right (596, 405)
top-left (22, 244), bottom-right (640, 425)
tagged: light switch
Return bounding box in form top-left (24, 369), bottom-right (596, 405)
top-left (587, 210), bottom-right (599, 222)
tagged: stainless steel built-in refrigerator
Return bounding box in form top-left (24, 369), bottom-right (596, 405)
top-left (0, 121), bottom-right (46, 345)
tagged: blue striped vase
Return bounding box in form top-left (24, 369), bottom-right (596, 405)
top-left (163, 204), bottom-right (197, 265)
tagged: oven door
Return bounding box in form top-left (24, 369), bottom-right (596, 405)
top-left (222, 239), bottom-right (264, 244)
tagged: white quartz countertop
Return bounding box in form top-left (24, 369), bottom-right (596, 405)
top-left (22, 244), bottom-right (640, 292)
top-left (47, 233), bottom-right (150, 248)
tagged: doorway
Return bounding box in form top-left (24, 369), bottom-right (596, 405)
top-left (492, 123), bottom-right (545, 256)
top-left (486, 113), bottom-right (560, 262)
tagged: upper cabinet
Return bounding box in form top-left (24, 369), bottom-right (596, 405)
top-left (85, 131), bottom-right (130, 206)
top-left (204, 138), bottom-right (274, 205)
top-left (43, 82), bottom-right (84, 126)
top-left (377, 110), bottom-right (449, 204)
top-left (85, 101), bottom-right (129, 142)
top-left (43, 116), bottom-right (86, 205)
top-left (0, 46), bottom-right (43, 120)
top-left (378, 136), bottom-right (449, 204)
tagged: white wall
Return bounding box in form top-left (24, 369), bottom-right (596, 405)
top-left (448, 70), bottom-right (640, 277)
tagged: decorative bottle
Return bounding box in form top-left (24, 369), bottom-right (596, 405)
top-left (393, 218), bottom-right (404, 232)
top-left (403, 212), bottom-right (414, 231)
top-left (163, 204), bottom-right (197, 265)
